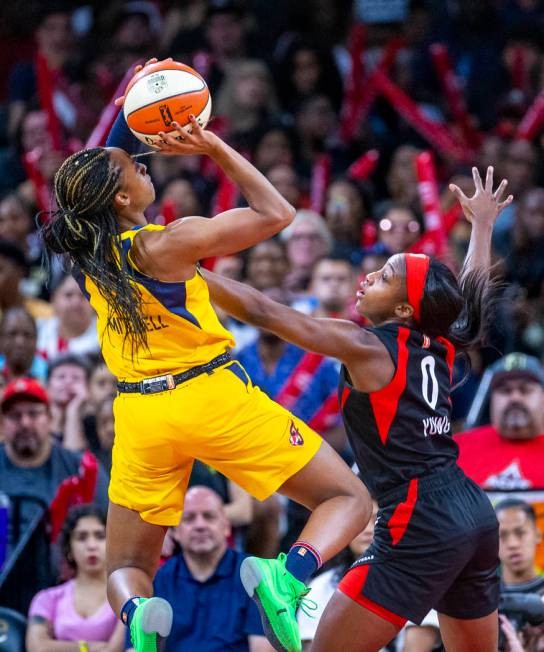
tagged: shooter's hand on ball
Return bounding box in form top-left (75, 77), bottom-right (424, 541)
top-left (155, 116), bottom-right (217, 157)
top-left (114, 57), bottom-right (172, 106)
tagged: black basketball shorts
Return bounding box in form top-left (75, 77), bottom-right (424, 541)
top-left (338, 465), bottom-right (499, 625)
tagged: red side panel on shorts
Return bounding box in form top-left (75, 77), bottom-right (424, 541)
top-left (387, 478), bottom-right (418, 546)
top-left (369, 327), bottom-right (409, 444)
top-left (340, 386), bottom-right (351, 409)
top-left (338, 565), bottom-right (407, 628)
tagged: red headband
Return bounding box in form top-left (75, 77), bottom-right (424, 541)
top-left (405, 254), bottom-right (430, 323)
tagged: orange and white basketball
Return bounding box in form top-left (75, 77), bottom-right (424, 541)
top-left (123, 61), bottom-right (212, 147)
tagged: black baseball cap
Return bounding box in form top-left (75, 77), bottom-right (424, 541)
top-left (489, 353), bottom-right (544, 391)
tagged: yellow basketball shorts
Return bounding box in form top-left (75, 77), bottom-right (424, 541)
top-left (109, 360), bottom-right (323, 526)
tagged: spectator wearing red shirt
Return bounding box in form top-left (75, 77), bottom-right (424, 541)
top-left (456, 353), bottom-right (544, 491)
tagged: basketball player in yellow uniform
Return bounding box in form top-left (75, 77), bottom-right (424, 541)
top-left (40, 62), bottom-right (371, 652)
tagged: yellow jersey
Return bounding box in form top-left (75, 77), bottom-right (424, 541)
top-left (74, 224), bottom-right (235, 381)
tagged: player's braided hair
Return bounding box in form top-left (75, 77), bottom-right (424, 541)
top-left (40, 148), bottom-right (148, 356)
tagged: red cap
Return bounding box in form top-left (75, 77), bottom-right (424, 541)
top-left (1, 377), bottom-right (49, 412)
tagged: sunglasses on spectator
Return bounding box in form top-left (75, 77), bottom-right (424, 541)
top-left (379, 218), bottom-right (420, 233)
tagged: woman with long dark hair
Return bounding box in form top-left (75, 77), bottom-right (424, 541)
top-left (273, 37), bottom-right (344, 114)
top-left (203, 167), bottom-right (513, 652)
top-left (26, 504), bottom-right (125, 652)
top-left (39, 58), bottom-right (371, 652)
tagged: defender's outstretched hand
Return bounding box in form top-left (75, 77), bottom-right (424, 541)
top-left (449, 166), bottom-right (513, 227)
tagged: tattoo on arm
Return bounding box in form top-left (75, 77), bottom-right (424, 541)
top-left (29, 616), bottom-right (48, 625)
top-left (29, 614), bottom-right (54, 637)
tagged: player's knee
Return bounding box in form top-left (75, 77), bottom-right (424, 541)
top-left (107, 552), bottom-right (156, 579)
top-left (337, 477), bottom-right (372, 525)
top-left (323, 466), bottom-right (370, 504)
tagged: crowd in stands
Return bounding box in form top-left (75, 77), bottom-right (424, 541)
top-left (0, 0), bottom-right (544, 650)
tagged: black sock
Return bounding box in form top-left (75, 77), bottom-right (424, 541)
top-left (120, 597), bottom-right (141, 627)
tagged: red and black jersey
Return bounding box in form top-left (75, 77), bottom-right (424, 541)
top-left (340, 322), bottom-right (459, 499)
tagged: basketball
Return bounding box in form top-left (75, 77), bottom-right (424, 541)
top-left (123, 60), bottom-right (212, 147)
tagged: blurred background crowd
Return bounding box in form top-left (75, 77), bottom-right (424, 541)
top-left (0, 0), bottom-right (544, 650)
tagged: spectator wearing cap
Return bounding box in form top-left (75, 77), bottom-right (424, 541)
top-left (455, 353), bottom-right (544, 491)
top-left (0, 239), bottom-right (53, 321)
top-left (0, 377), bottom-right (109, 552)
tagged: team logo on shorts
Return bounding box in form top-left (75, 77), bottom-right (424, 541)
top-left (147, 73), bottom-right (167, 94)
top-left (422, 335), bottom-right (430, 349)
top-left (289, 421), bottom-right (304, 446)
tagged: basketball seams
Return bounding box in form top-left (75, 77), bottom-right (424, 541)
top-left (127, 71), bottom-right (205, 97)
top-left (124, 66), bottom-right (205, 94)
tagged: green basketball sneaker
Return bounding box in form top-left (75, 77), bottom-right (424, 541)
top-left (129, 597), bottom-right (173, 652)
top-left (240, 553), bottom-right (317, 652)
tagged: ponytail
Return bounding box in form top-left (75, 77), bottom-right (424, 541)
top-left (40, 148), bottom-right (148, 356)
